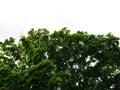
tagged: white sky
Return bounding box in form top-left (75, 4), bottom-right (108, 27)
top-left (0, 0), bottom-right (120, 42)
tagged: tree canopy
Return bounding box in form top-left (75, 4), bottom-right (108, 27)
top-left (0, 28), bottom-right (120, 90)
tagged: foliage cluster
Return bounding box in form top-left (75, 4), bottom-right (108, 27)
top-left (0, 28), bottom-right (120, 90)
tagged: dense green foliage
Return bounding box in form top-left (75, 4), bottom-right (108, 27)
top-left (0, 28), bottom-right (120, 90)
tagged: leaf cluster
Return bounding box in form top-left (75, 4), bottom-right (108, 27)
top-left (0, 28), bottom-right (120, 90)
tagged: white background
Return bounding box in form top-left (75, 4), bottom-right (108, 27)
top-left (0, 0), bottom-right (120, 42)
